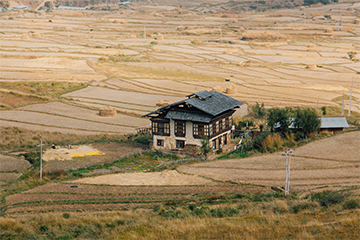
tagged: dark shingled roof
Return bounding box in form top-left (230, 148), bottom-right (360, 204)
top-left (142, 90), bottom-right (244, 119)
top-left (165, 111), bottom-right (213, 123)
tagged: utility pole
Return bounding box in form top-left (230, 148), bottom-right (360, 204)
top-left (38, 136), bottom-right (44, 180)
top-left (285, 149), bottom-right (293, 197)
top-left (144, 25), bottom-right (146, 40)
top-left (68, 27), bottom-right (70, 45)
top-left (348, 78), bottom-right (353, 117)
top-left (316, 98), bottom-right (318, 112)
top-left (342, 93), bottom-right (344, 115)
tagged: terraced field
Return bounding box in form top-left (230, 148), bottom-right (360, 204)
top-left (0, 1), bottom-right (359, 134)
top-left (5, 182), bottom-right (266, 216)
top-left (178, 131), bottom-right (360, 191)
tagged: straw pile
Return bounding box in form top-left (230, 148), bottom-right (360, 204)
top-left (21, 34), bottom-right (30, 40)
top-left (42, 149), bottom-right (72, 161)
top-left (99, 106), bottom-right (117, 117)
top-left (156, 100), bottom-right (172, 107)
top-left (324, 28), bottom-right (333, 33)
top-left (154, 3), bottom-right (159, 6)
top-left (154, 13), bottom-right (164, 17)
top-left (226, 84), bottom-right (237, 94)
top-left (308, 43), bottom-right (315, 48)
top-left (237, 62), bottom-right (245, 66)
top-left (147, 0), bottom-right (152, 4)
top-left (130, 34), bottom-right (137, 38)
top-left (212, 86), bottom-right (223, 93)
top-left (348, 7), bottom-right (353, 11)
top-left (156, 34), bottom-right (164, 40)
top-left (354, 19), bottom-right (360, 25)
top-left (300, 6), bottom-right (305, 11)
top-left (306, 63), bottom-right (317, 70)
top-left (232, 20), bottom-right (238, 24)
top-left (120, 11), bottom-right (125, 15)
top-left (32, 32), bottom-right (41, 38)
top-left (177, 26), bottom-right (185, 31)
top-left (113, 19), bottom-right (120, 23)
top-left (153, 47), bottom-right (161, 52)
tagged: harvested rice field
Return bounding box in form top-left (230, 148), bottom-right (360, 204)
top-left (0, 0), bottom-right (359, 135)
top-left (178, 131), bottom-right (360, 192)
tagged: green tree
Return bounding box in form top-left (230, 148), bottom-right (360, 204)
top-left (267, 108), bottom-right (291, 134)
top-left (251, 102), bottom-right (266, 119)
top-left (348, 51), bottom-right (357, 60)
top-left (293, 108), bottom-right (321, 139)
top-left (200, 137), bottom-right (212, 160)
top-left (44, 1), bottom-right (51, 8)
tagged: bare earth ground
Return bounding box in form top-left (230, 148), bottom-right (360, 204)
top-left (0, 1), bottom-right (359, 134)
top-left (178, 131), bottom-right (360, 192)
top-left (43, 142), bottom-right (147, 172)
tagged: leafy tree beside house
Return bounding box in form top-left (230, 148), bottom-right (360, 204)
top-left (267, 108), bottom-right (292, 135)
top-left (200, 137), bottom-right (212, 160)
top-left (293, 108), bottom-right (321, 139)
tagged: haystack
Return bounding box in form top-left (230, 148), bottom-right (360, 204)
top-left (324, 28), bottom-right (333, 33)
top-left (308, 43), bottom-right (315, 48)
top-left (113, 19), bottom-right (120, 23)
top-left (154, 13), bottom-right (163, 17)
top-left (121, 20), bottom-right (127, 24)
top-left (120, 11), bottom-right (125, 15)
top-left (354, 19), bottom-right (360, 25)
top-left (300, 6), bottom-right (305, 11)
top-left (156, 100), bottom-right (172, 107)
top-left (347, 7), bottom-right (353, 11)
top-left (130, 34), bottom-right (137, 38)
top-left (155, 34), bottom-right (164, 40)
top-left (154, 3), bottom-right (159, 6)
top-left (212, 86), bottom-right (223, 93)
top-left (42, 149), bottom-right (72, 161)
top-left (226, 84), bottom-right (237, 94)
top-left (21, 34), bottom-right (29, 40)
top-left (306, 63), bottom-right (317, 70)
top-left (312, 17), bottom-right (317, 21)
top-left (232, 20), bottom-right (238, 24)
top-left (32, 32), bottom-right (41, 38)
top-left (177, 26), bottom-right (185, 31)
top-left (237, 62), bottom-right (245, 66)
top-left (147, 0), bottom-right (152, 4)
top-left (153, 47), bottom-right (161, 52)
top-left (223, 49), bottom-right (233, 54)
top-left (99, 106), bottom-right (116, 117)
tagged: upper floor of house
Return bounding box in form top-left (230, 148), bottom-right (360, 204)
top-left (143, 90), bottom-right (244, 139)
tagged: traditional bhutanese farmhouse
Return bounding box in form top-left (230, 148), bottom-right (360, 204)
top-left (142, 90), bottom-right (244, 150)
top-left (319, 117), bottom-right (349, 134)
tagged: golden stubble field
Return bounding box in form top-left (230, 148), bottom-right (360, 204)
top-left (0, 0), bottom-right (359, 135)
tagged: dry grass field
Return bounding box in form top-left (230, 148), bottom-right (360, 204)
top-left (178, 131), bottom-right (360, 192)
top-left (0, 0), bottom-right (359, 135)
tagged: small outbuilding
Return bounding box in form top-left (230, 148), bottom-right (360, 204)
top-left (319, 117), bottom-right (349, 134)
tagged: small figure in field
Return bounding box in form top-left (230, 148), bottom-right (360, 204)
top-left (68, 141), bottom-right (71, 150)
top-left (49, 20), bottom-right (52, 23)
top-left (52, 144), bottom-right (55, 149)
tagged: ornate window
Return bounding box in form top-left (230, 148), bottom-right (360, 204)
top-left (152, 121), bottom-right (170, 136)
top-left (175, 121), bottom-right (186, 137)
top-left (193, 123), bottom-right (209, 138)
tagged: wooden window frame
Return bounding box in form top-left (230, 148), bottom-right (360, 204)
top-left (176, 140), bottom-right (185, 149)
top-left (175, 121), bottom-right (186, 137)
top-left (152, 121), bottom-right (170, 136)
top-left (157, 139), bottom-right (164, 147)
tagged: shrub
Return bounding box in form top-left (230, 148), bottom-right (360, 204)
top-left (261, 133), bottom-right (283, 152)
top-left (311, 191), bottom-right (345, 207)
top-left (343, 199), bottom-right (359, 210)
top-left (39, 224), bottom-right (49, 232)
top-left (63, 213), bottom-right (70, 219)
top-left (210, 207), bottom-right (239, 218)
